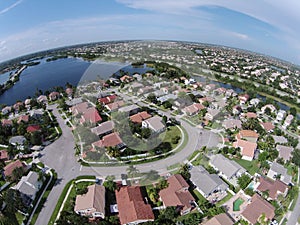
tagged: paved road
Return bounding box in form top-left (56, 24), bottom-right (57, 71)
top-left (35, 102), bottom-right (219, 224)
top-left (36, 105), bottom-right (80, 225)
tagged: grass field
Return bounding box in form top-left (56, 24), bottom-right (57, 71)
top-left (233, 158), bottom-right (259, 175)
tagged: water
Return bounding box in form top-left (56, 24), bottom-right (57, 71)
top-left (113, 64), bottom-right (154, 78)
top-left (0, 58), bottom-right (128, 105)
top-left (0, 69), bottom-right (17, 85)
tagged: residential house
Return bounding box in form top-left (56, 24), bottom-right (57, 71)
top-left (256, 176), bottom-right (288, 201)
top-left (210, 154), bottom-right (246, 186)
top-left (3, 160), bottom-right (27, 179)
top-left (204, 108), bottom-right (220, 121)
top-left (214, 87), bottom-right (227, 96)
top-left (118, 104), bottom-right (139, 115)
top-left (130, 111), bottom-right (152, 124)
top-left (132, 74), bottom-right (142, 81)
top-left (105, 100), bottom-right (125, 112)
top-left (80, 107), bottom-right (102, 124)
top-left (30, 109), bottom-right (44, 120)
top-left (91, 121), bottom-right (114, 137)
top-left (115, 186), bottom-right (154, 225)
top-left (232, 105), bottom-right (242, 115)
top-left (138, 86), bottom-right (153, 95)
top-left (157, 94), bottom-right (177, 103)
top-left (283, 114), bottom-right (294, 128)
top-left (172, 98), bottom-right (192, 111)
top-left (222, 119), bottom-right (242, 130)
top-left (37, 95), bottom-right (48, 104)
top-left (0, 150), bottom-right (8, 161)
top-left (27, 125), bottom-right (41, 133)
top-left (1, 106), bottom-right (12, 115)
top-left (74, 184), bottom-right (105, 219)
top-left (249, 98), bottom-right (260, 106)
top-left (267, 162), bottom-right (292, 185)
top-left (159, 174), bottom-right (195, 215)
top-left (65, 88), bottom-right (73, 98)
top-left (120, 75), bottom-right (133, 83)
top-left (276, 145), bottom-right (293, 162)
top-left (142, 116), bottom-right (165, 133)
top-left (13, 102), bottom-right (24, 113)
top-left (17, 115), bottom-right (29, 124)
top-left (92, 132), bottom-right (124, 149)
top-left (9, 136), bottom-right (26, 150)
top-left (244, 112), bottom-right (257, 119)
top-left (66, 97), bottom-right (83, 106)
top-left (272, 135), bottom-right (288, 144)
top-left (225, 89), bottom-right (236, 97)
top-left (182, 103), bottom-right (205, 116)
top-left (1, 119), bottom-right (12, 127)
top-left (276, 110), bottom-right (286, 122)
top-left (236, 130), bottom-right (259, 143)
top-left (12, 171), bottom-right (42, 206)
top-left (238, 94), bottom-right (250, 104)
top-left (129, 82), bottom-right (144, 92)
top-left (190, 166), bottom-right (228, 199)
top-left (98, 94), bottom-right (117, 105)
top-left (241, 194), bottom-right (275, 225)
top-left (201, 213), bottom-right (234, 225)
top-left (260, 122), bottom-right (275, 133)
top-left (261, 104), bottom-right (276, 114)
top-left (71, 102), bottom-right (89, 116)
top-left (233, 139), bottom-right (257, 161)
top-left (49, 91), bottom-right (60, 101)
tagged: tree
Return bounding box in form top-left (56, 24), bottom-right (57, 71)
top-left (289, 107), bottom-right (297, 117)
top-left (141, 128), bottom-right (151, 139)
top-left (179, 164), bottom-right (191, 180)
top-left (103, 180), bottom-right (117, 192)
top-left (258, 151), bottom-right (268, 162)
top-left (126, 165), bottom-right (140, 178)
top-left (56, 211), bottom-right (89, 225)
top-left (30, 131), bottom-right (42, 145)
top-left (237, 174), bottom-right (251, 190)
top-left (163, 101), bottom-right (172, 109)
top-left (147, 93), bottom-right (157, 104)
top-left (292, 149), bottom-right (300, 166)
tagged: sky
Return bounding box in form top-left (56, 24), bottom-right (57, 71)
top-left (0, 0), bottom-right (300, 65)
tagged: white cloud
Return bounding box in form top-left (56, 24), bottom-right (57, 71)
top-left (0, 0), bottom-right (23, 15)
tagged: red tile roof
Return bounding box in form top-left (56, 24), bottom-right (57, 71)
top-left (159, 174), bottom-right (195, 213)
top-left (233, 139), bottom-right (257, 159)
top-left (116, 186), bottom-right (154, 225)
top-left (98, 95), bottom-right (117, 105)
top-left (260, 122), bottom-right (275, 132)
top-left (245, 112), bottom-right (257, 119)
top-left (257, 177), bottom-right (288, 200)
top-left (17, 115), bottom-right (29, 124)
top-left (71, 102), bottom-right (89, 115)
top-left (0, 150), bottom-right (8, 161)
top-left (237, 130), bottom-right (259, 140)
top-left (27, 125), bottom-right (41, 133)
top-left (92, 132), bottom-right (123, 148)
top-left (81, 107), bottom-right (102, 124)
top-left (130, 111), bottom-right (152, 123)
top-left (4, 160), bottom-right (26, 177)
top-left (1, 119), bottom-right (12, 126)
top-left (105, 100), bottom-right (124, 111)
top-left (242, 194), bottom-right (275, 224)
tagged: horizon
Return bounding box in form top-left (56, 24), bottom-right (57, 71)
top-left (1, 0), bottom-right (300, 65)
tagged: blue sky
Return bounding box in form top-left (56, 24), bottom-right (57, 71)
top-left (1, 0), bottom-right (300, 65)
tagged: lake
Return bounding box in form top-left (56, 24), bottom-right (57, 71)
top-left (0, 58), bottom-right (128, 105)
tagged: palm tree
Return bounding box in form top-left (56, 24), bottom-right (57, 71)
top-left (126, 165), bottom-right (139, 178)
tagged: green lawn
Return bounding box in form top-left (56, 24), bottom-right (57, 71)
top-left (233, 158), bottom-right (259, 175)
top-left (160, 125), bottom-right (181, 149)
top-left (192, 189), bottom-right (207, 204)
top-left (15, 211), bottom-right (25, 225)
top-left (216, 191), bottom-right (233, 207)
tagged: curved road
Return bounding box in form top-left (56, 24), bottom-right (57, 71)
top-left (35, 104), bottom-right (219, 225)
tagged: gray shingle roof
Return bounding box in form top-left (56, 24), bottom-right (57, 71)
top-left (210, 154), bottom-right (246, 179)
top-left (190, 166), bottom-right (228, 196)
